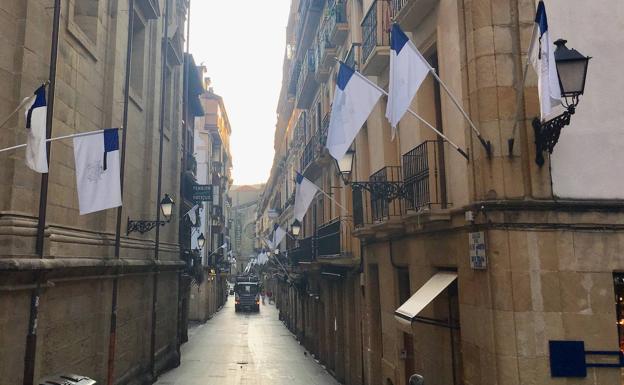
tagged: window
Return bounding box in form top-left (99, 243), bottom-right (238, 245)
top-left (73, 0), bottom-right (99, 44)
top-left (130, 12), bottom-right (146, 96)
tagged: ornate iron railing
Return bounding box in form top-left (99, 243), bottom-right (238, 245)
top-left (352, 166), bottom-right (405, 227)
top-left (402, 140), bottom-right (447, 210)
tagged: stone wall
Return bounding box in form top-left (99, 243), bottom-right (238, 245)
top-left (0, 0), bottom-right (188, 384)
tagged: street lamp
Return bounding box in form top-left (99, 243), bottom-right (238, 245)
top-left (160, 194), bottom-right (174, 220)
top-left (335, 149), bottom-right (354, 184)
top-left (533, 39), bottom-right (591, 166)
top-left (127, 194), bottom-right (176, 235)
top-left (291, 220), bottom-right (301, 237)
top-left (197, 233), bottom-right (205, 249)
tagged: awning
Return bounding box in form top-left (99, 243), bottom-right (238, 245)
top-left (394, 271), bottom-right (457, 329)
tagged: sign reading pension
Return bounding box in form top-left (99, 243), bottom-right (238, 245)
top-left (192, 184), bottom-right (213, 202)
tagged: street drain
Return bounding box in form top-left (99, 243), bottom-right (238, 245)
top-left (236, 361), bottom-right (248, 365)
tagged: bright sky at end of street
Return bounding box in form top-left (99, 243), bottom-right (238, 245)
top-left (188, 1), bottom-right (291, 186)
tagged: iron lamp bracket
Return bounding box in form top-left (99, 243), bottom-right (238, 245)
top-left (533, 104), bottom-right (575, 167)
top-left (350, 181), bottom-right (409, 202)
top-left (126, 217), bottom-right (169, 235)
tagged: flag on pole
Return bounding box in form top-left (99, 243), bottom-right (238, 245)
top-left (73, 128), bottom-right (122, 215)
top-left (326, 62), bottom-right (383, 161)
top-left (273, 223), bottom-right (287, 248)
top-left (186, 204), bottom-right (199, 225)
top-left (293, 172), bottom-right (319, 222)
top-left (529, 1), bottom-right (561, 120)
top-left (24, 85), bottom-right (48, 173)
top-left (386, 23), bottom-right (432, 137)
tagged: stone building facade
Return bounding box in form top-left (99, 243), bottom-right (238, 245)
top-left (230, 184), bottom-right (264, 274)
top-left (0, 0), bottom-right (194, 384)
top-left (187, 78), bottom-right (232, 322)
top-left (259, 1), bottom-right (624, 385)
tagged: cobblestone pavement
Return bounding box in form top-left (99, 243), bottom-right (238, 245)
top-left (156, 297), bottom-right (340, 385)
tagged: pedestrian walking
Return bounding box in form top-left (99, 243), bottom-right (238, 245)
top-left (261, 290), bottom-right (266, 305)
top-left (267, 290), bottom-right (274, 304)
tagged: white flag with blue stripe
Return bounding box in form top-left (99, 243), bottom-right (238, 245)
top-left (529, 1), bottom-right (561, 120)
top-left (24, 85), bottom-right (48, 173)
top-left (386, 23), bottom-right (432, 134)
top-left (326, 62), bottom-right (383, 161)
top-left (272, 223), bottom-right (287, 248)
top-left (293, 172), bottom-right (319, 222)
top-left (73, 128), bottom-right (122, 215)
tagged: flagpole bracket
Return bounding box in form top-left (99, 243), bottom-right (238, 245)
top-left (126, 217), bottom-right (169, 235)
top-left (533, 104), bottom-right (575, 167)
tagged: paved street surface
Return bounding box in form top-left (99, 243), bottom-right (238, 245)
top-left (156, 298), bottom-right (340, 385)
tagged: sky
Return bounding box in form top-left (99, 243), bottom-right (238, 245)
top-left (188, 1), bottom-right (291, 185)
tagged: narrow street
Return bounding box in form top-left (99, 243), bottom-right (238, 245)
top-left (156, 297), bottom-right (340, 385)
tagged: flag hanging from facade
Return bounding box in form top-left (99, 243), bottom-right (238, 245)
top-left (326, 62), bottom-right (383, 161)
top-left (386, 23), bottom-right (432, 136)
top-left (73, 128), bottom-right (122, 215)
top-left (186, 204), bottom-right (199, 225)
top-left (24, 85), bottom-right (48, 173)
top-left (529, 1), bottom-right (561, 120)
top-left (293, 172), bottom-right (319, 222)
top-left (273, 223), bottom-right (287, 248)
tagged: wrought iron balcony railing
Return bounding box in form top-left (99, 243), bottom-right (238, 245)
top-left (352, 166), bottom-right (405, 227)
top-left (361, 0), bottom-right (391, 70)
top-left (344, 43), bottom-right (357, 69)
top-left (300, 112), bottom-right (329, 172)
top-left (391, 0), bottom-right (409, 17)
top-left (288, 236), bottom-right (314, 265)
top-left (315, 217), bottom-right (352, 258)
top-left (288, 61), bottom-right (302, 99)
top-left (402, 140), bottom-right (448, 210)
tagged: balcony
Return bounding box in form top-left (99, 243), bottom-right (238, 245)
top-left (391, 0), bottom-right (438, 27)
top-left (316, 217), bottom-right (353, 260)
top-left (403, 140), bottom-right (448, 211)
top-left (296, 0), bottom-right (325, 51)
top-left (352, 166), bottom-right (405, 229)
top-left (315, 32), bottom-right (335, 82)
top-left (296, 49), bottom-right (319, 109)
top-left (326, 1), bottom-right (348, 46)
top-left (300, 111), bottom-right (330, 174)
top-left (288, 61), bottom-right (302, 101)
top-left (361, 0), bottom-right (390, 75)
top-left (288, 236), bottom-right (314, 265)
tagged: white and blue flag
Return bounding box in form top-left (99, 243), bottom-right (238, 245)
top-left (293, 172), bottom-right (319, 222)
top-left (530, 0), bottom-right (561, 120)
top-left (272, 223), bottom-right (287, 249)
top-left (24, 85), bottom-right (48, 173)
top-left (73, 128), bottom-right (122, 215)
top-left (326, 62), bottom-right (382, 161)
top-left (386, 23), bottom-right (432, 135)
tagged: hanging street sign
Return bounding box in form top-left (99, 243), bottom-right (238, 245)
top-left (192, 184), bottom-right (213, 203)
top-left (469, 231), bottom-right (487, 270)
